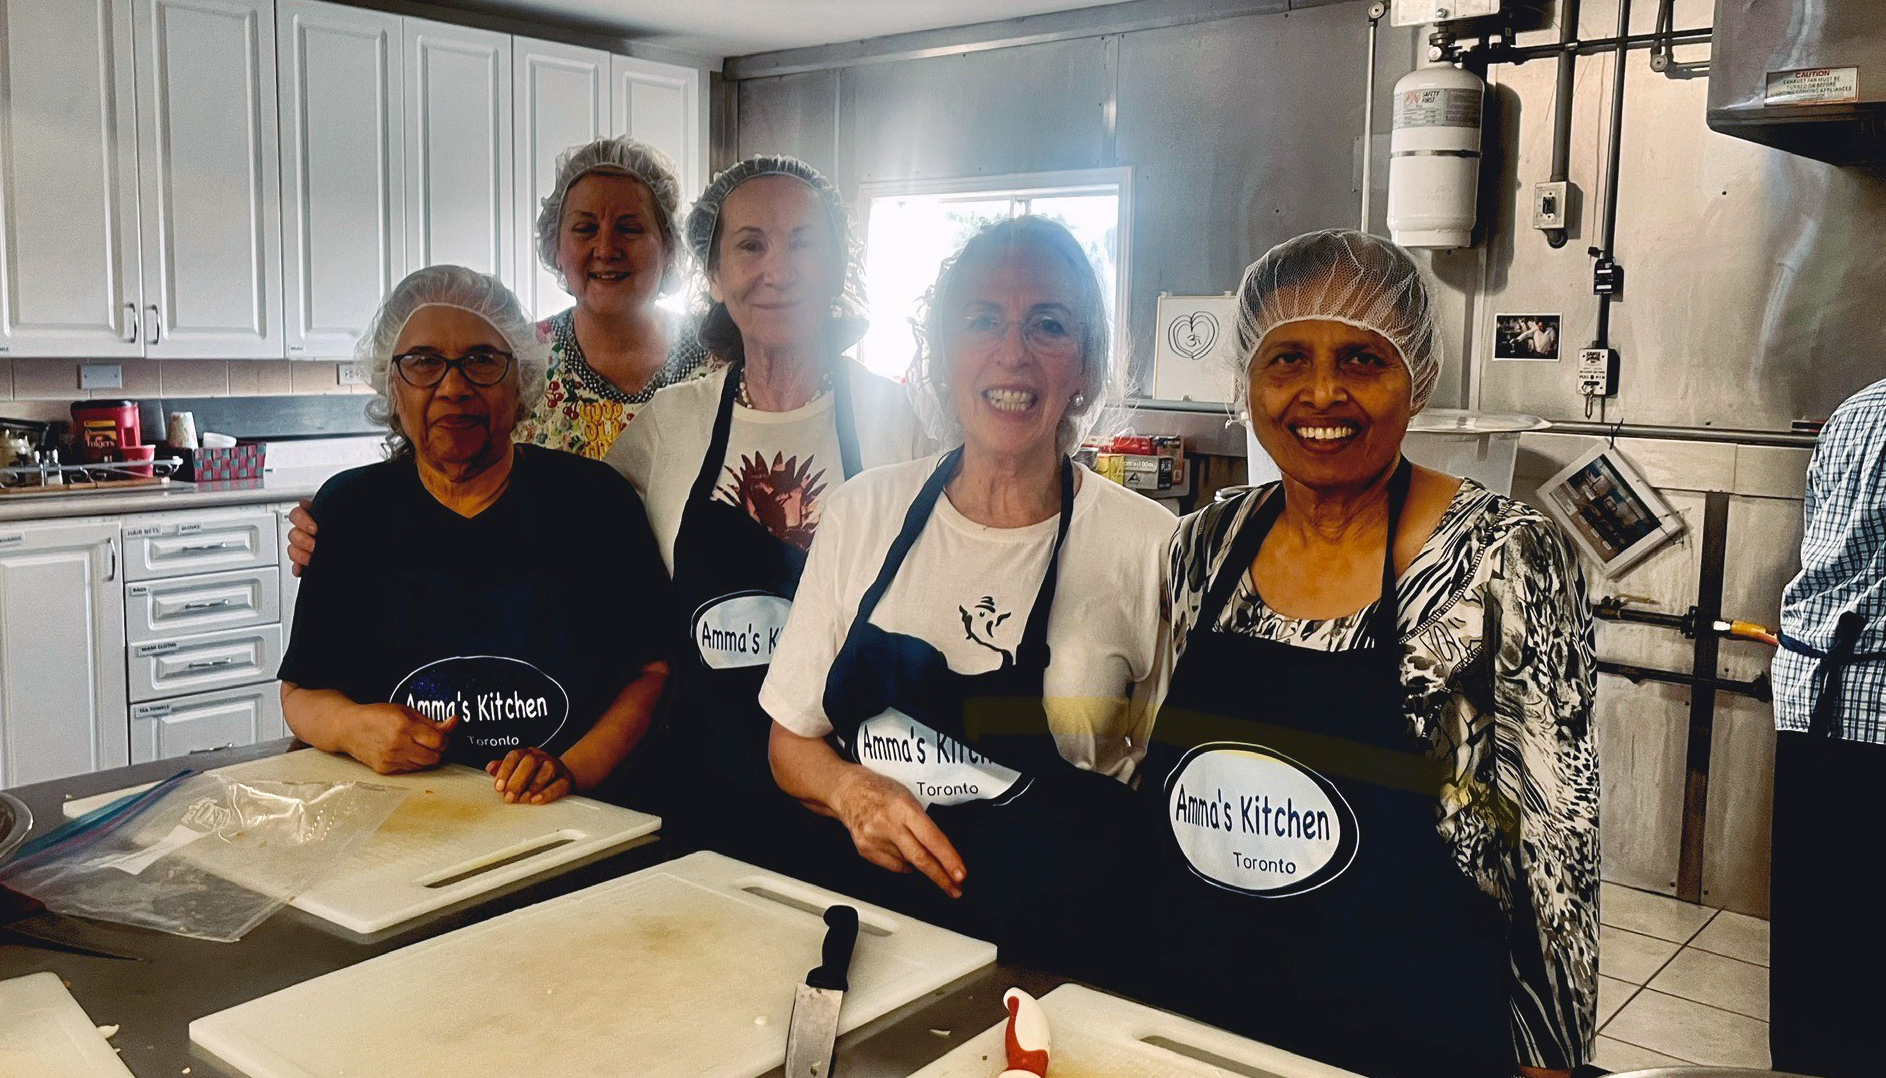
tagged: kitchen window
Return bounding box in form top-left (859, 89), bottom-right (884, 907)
top-left (857, 170), bottom-right (1132, 383)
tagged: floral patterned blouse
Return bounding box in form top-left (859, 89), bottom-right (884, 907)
top-left (511, 307), bottom-right (717, 460)
top-left (1163, 478), bottom-right (1601, 1070)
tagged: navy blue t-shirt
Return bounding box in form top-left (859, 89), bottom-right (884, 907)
top-left (278, 444), bottom-right (674, 765)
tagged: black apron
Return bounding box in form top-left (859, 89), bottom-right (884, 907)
top-left (662, 359), bottom-right (862, 865)
top-left (819, 449), bottom-right (1144, 970)
top-left (1135, 460), bottom-right (1513, 1078)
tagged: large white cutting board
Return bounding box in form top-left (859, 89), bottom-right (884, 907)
top-left (191, 850), bottom-right (998, 1078)
top-left (0, 972), bottom-right (136, 1078)
top-left (907, 984), bottom-right (1363, 1078)
top-left (62, 748), bottom-right (661, 933)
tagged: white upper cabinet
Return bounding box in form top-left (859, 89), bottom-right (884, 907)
top-left (134, 0), bottom-right (284, 359)
top-left (277, 0), bottom-right (405, 360)
top-left (611, 55), bottom-right (708, 213)
top-left (513, 37), bottom-right (611, 320)
top-left (0, 0), bottom-right (145, 358)
top-left (405, 17), bottom-right (513, 285)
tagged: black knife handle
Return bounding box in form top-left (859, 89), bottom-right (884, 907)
top-left (807, 904), bottom-right (859, 992)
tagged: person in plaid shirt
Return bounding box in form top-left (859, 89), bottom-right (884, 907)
top-left (1771, 375), bottom-right (1886, 1078)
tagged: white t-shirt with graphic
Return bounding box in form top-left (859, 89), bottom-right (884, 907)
top-left (605, 360), bottom-right (930, 571)
top-left (759, 454), bottom-right (1175, 792)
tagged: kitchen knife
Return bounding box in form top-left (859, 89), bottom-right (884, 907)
top-left (783, 903), bottom-right (859, 1078)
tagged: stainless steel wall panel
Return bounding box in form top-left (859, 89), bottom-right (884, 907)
top-left (838, 37), bottom-right (1113, 192)
top-left (735, 69), bottom-right (841, 180)
top-left (1702, 693), bottom-right (1775, 916)
top-left (1113, 4), bottom-right (1392, 392)
top-left (1594, 675), bottom-right (1689, 895)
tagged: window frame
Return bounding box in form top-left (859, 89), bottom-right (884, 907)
top-left (857, 167), bottom-right (1134, 396)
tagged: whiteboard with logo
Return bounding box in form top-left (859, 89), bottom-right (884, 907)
top-left (1152, 293), bottom-right (1240, 405)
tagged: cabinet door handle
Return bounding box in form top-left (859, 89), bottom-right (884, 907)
top-left (146, 304), bottom-right (159, 345)
top-left (123, 303), bottom-right (139, 343)
top-left (178, 541), bottom-right (239, 554)
top-left (105, 539), bottom-right (118, 582)
top-left (182, 597), bottom-right (237, 611)
top-left (184, 658), bottom-right (239, 671)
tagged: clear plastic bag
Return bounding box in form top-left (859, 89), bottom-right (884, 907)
top-left (0, 774), bottom-right (406, 942)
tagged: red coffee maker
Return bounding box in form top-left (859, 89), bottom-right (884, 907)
top-left (70, 400), bottom-right (142, 463)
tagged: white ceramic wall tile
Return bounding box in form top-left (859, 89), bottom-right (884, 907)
top-left (117, 360), bottom-right (162, 398)
top-left (158, 361), bottom-right (230, 397)
top-left (10, 358), bottom-right (79, 399)
top-left (1690, 909), bottom-right (1769, 967)
top-left (1648, 947), bottom-right (1769, 1020)
top-left (1593, 1036), bottom-right (1691, 1069)
top-left (291, 362), bottom-right (345, 394)
top-left (1598, 974), bottom-right (1638, 1028)
top-left (256, 361), bottom-right (296, 395)
top-left (226, 363), bottom-right (261, 396)
top-left (1600, 925), bottom-right (1683, 985)
top-left (1604, 989), bottom-right (1772, 1069)
top-left (1602, 881), bottom-right (1717, 943)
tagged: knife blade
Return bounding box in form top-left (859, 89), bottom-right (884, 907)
top-left (782, 903), bottom-right (859, 1078)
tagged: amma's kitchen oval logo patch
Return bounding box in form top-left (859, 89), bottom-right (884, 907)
top-left (391, 655), bottom-right (569, 762)
top-left (1165, 742), bottom-right (1359, 898)
top-left (692, 591), bottom-right (792, 670)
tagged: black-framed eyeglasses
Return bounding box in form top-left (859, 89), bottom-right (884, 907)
top-left (957, 310), bottom-right (1085, 356)
top-left (392, 349), bottom-right (514, 388)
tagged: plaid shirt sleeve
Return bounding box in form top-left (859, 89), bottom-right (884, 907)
top-left (1773, 377), bottom-right (1886, 742)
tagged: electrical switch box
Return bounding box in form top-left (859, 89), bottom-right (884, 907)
top-left (1578, 348), bottom-right (1618, 398)
top-left (1532, 181), bottom-right (1574, 231)
top-left (1391, 0), bottom-right (1545, 27)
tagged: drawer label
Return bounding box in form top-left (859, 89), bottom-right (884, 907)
top-left (0, 534), bottom-right (21, 547)
top-left (177, 522), bottom-right (204, 535)
top-left (136, 642), bottom-right (181, 656)
top-left (134, 703), bottom-right (173, 719)
top-left (124, 525), bottom-right (162, 539)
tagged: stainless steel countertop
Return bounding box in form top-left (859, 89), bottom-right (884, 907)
top-left (0, 745), bottom-right (1061, 1078)
top-left (0, 467), bottom-right (343, 524)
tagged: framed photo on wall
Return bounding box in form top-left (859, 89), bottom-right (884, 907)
top-left (1493, 312), bottom-right (1563, 361)
top-left (1538, 444), bottom-right (1687, 575)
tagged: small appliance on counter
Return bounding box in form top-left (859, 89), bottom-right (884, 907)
top-left (70, 400), bottom-right (141, 463)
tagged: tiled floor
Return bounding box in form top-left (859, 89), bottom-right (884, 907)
top-left (1594, 880), bottom-right (1772, 1070)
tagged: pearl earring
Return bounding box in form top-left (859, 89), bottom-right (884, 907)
top-left (1070, 392), bottom-right (1087, 409)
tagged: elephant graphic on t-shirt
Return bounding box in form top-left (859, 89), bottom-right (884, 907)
top-left (960, 596), bottom-right (1015, 666)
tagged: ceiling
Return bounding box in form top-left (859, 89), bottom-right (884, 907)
top-left (455, 0), bottom-right (1128, 58)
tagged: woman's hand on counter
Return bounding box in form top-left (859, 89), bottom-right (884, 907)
top-left (831, 767), bottom-right (966, 899)
top-left (487, 748), bottom-right (574, 805)
top-left (343, 704), bottom-right (457, 775)
top-left (286, 499), bottom-right (317, 577)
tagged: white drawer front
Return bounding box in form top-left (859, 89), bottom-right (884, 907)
top-left (129, 623), bottom-right (284, 703)
top-left (124, 511), bottom-right (278, 581)
top-left (125, 567), bottom-right (281, 644)
top-left (129, 682), bottom-right (287, 765)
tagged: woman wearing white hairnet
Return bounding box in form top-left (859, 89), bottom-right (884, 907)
top-left (758, 217), bottom-right (1171, 961)
top-left (284, 137), bottom-right (706, 572)
top-left (279, 266), bottom-right (674, 806)
top-left (602, 156), bottom-right (926, 852)
top-left (1135, 231), bottom-right (1597, 1078)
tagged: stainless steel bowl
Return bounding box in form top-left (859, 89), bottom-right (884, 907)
top-left (0, 790), bottom-right (31, 867)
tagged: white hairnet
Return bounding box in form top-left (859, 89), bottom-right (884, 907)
top-left (533, 136), bottom-right (685, 294)
top-left (907, 215), bottom-right (1114, 456)
top-left (356, 265), bottom-right (548, 457)
top-left (684, 155), bottom-right (867, 357)
top-left (1234, 229), bottom-right (1442, 414)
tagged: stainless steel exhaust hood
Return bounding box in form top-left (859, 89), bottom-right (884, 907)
top-left (1708, 0), bottom-right (1886, 165)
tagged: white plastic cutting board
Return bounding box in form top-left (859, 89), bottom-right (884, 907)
top-left (907, 985), bottom-right (1364, 1078)
top-left (190, 851), bottom-right (998, 1078)
top-left (0, 972), bottom-right (136, 1078)
top-left (62, 749), bottom-right (661, 933)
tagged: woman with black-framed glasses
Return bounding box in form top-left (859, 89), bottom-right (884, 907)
top-left (278, 266), bottom-right (676, 807)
